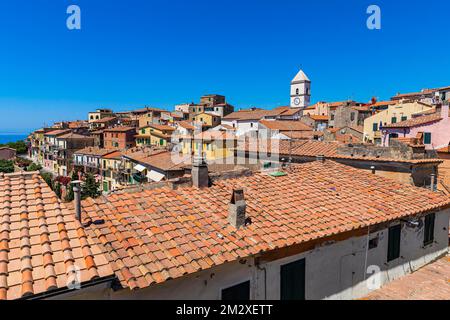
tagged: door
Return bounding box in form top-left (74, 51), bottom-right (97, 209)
top-left (280, 258), bottom-right (305, 300)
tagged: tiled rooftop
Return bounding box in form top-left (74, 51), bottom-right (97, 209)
top-left (384, 113), bottom-right (442, 128)
top-left (73, 147), bottom-right (118, 157)
top-left (79, 161), bottom-right (450, 291)
top-left (259, 120), bottom-right (312, 132)
top-left (0, 172), bottom-right (113, 300)
top-left (240, 139), bottom-right (443, 164)
top-left (364, 255), bottom-right (450, 300)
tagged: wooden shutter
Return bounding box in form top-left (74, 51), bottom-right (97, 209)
top-left (280, 258), bottom-right (306, 300)
top-left (221, 281), bottom-right (250, 300)
top-left (424, 213), bottom-right (435, 245)
top-left (387, 224), bottom-right (401, 262)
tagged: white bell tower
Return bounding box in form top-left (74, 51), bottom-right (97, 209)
top-left (290, 69), bottom-right (311, 108)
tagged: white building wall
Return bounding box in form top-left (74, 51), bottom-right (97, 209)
top-left (221, 120), bottom-right (260, 136)
top-left (106, 209), bottom-right (449, 300)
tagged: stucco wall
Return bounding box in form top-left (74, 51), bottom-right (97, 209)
top-left (75, 209), bottom-right (449, 300)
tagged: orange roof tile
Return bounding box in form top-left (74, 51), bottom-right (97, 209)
top-left (0, 172), bottom-right (114, 300)
top-left (383, 113), bottom-right (442, 128)
top-left (73, 147), bottom-right (118, 157)
top-left (79, 161), bottom-right (450, 290)
top-left (308, 115), bottom-right (329, 121)
top-left (259, 120), bottom-right (312, 132)
top-left (240, 139), bottom-right (442, 164)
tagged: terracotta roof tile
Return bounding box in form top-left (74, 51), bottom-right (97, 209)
top-left (259, 120), bottom-right (312, 131)
top-left (79, 161), bottom-right (450, 290)
top-left (383, 113), bottom-right (442, 128)
top-left (0, 172), bottom-right (114, 300)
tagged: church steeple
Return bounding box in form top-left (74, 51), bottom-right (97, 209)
top-left (290, 69), bottom-right (311, 108)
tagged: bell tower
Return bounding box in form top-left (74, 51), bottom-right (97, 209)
top-left (290, 69), bottom-right (311, 108)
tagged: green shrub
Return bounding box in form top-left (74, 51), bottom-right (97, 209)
top-left (0, 160), bottom-right (14, 173)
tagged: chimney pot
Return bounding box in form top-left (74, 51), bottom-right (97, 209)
top-left (71, 180), bottom-right (82, 222)
top-left (370, 166), bottom-right (376, 174)
top-left (229, 189), bottom-right (246, 229)
top-left (430, 173), bottom-right (436, 192)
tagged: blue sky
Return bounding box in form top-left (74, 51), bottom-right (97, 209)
top-left (0, 0), bottom-right (449, 133)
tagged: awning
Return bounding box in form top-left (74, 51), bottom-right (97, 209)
top-left (134, 164), bottom-right (146, 172)
top-left (147, 170), bottom-right (165, 182)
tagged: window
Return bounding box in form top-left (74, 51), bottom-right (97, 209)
top-left (387, 224), bottom-right (401, 262)
top-left (369, 237), bottom-right (379, 249)
top-left (373, 123), bottom-right (378, 132)
top-left (391, 117), bottom-right (397, 124)
top-left (280, 258), bottom-right (305, 300)
top-left (141, 129), bottom-right (145, 134)
top-left (350, 112), bottom-right (355, 122)
top-left (423, 213), bottom-right (435, 246)
top-left (221, 281), bottom-right (250, 300)
top-left (424, 132), bottom-right (432, 144)
top-left (330, 114), bottom-right (335, 121)
top-left (296, 88), bottom-right (299, 95)
top-left (250, 123), bottom-right (253, 128)
top-left (401, 116), bottom-right (407, 121)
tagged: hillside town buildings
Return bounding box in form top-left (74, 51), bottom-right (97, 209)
top-left (18, 70), bottom-right (450, 300)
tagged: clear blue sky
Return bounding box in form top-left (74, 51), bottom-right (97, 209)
top-left (0, 0), bottom-right (449, 133)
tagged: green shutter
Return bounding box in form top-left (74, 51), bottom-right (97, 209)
top-left (401, 116), bottom-right (407, 121)
top-left (424, 213), bottom-right (435, 245)
top-left (391, 117), bottom-right (397, 124)
top-left (424, 132), bottom-right (431, 144)
top-left (280, 258), bottom-right (306, 300)
top-left (221, 281), bottom-right (250, 300)
top-left (387, 224), bottom-right (401, 262)
top-left (373, 123), bottom-right (378, 132)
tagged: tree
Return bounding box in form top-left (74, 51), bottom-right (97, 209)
top-left (82, 173), bottom-right (101, 199)
top-left (54, 182), bottom-right (62, 199)
top-left (26, 163), bottom-right (42, 172)
top-left (40, 172), bottom-right (54, 190)
top-left (0, 141), bottom-right (28, 154)
top-left (0, 160), bottom-right (14, 173)
top-left (65, 171), bottom-right (79, 202)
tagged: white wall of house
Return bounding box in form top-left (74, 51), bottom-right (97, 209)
top-left (221, 120), bottom-right (260, 136)
top-left (97, 209), bottom-right (450, 300)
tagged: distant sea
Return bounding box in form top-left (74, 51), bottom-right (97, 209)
top-left (0, 134), bottom-right (27, 144)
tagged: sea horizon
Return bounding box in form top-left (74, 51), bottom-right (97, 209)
top-left (0, 133), bottom-right (28, 144)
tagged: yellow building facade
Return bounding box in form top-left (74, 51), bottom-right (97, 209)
top-left (363, 101), bottom-right (433, 143)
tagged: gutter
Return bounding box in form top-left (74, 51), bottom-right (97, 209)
top-left (19, 275), bottom-right (116, 300)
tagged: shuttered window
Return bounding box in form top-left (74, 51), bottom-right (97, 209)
top-left (280, 258), bottom-right (306, 300)
top-left (387, 224), bottom-right (401, 262)
top-left (424, 132), bottom-right (432, 144)
top-left (221, 281), bottom-right (250, 300)
top-left (424, 213), bottom-right (435, 246)
top-left (373, 123), bottom-right (378, 132)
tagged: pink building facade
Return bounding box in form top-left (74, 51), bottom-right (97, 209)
top-left (382, 104), bottom-right (450, 150)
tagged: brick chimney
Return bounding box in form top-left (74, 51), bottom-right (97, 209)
top-left (229, 189), bottom-right (246, 229)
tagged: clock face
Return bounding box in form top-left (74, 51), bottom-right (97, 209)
top-left (294, 98), bottom-right (301, 105)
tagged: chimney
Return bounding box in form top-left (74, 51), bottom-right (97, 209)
top-left (316, 154), bottom-right (325, 162)
top-left (192, 143), bottom-right (209, 188)
top-left (72, 180), bottom-right (82, 222)
top-left (440, 103), bottom-right (449, 119)
top-left (370, 166), bottom-right (376, 174)
top-left (229, 189), bottom-right (246, 229)
top-left (430, 173), bottom-right (436, 192)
